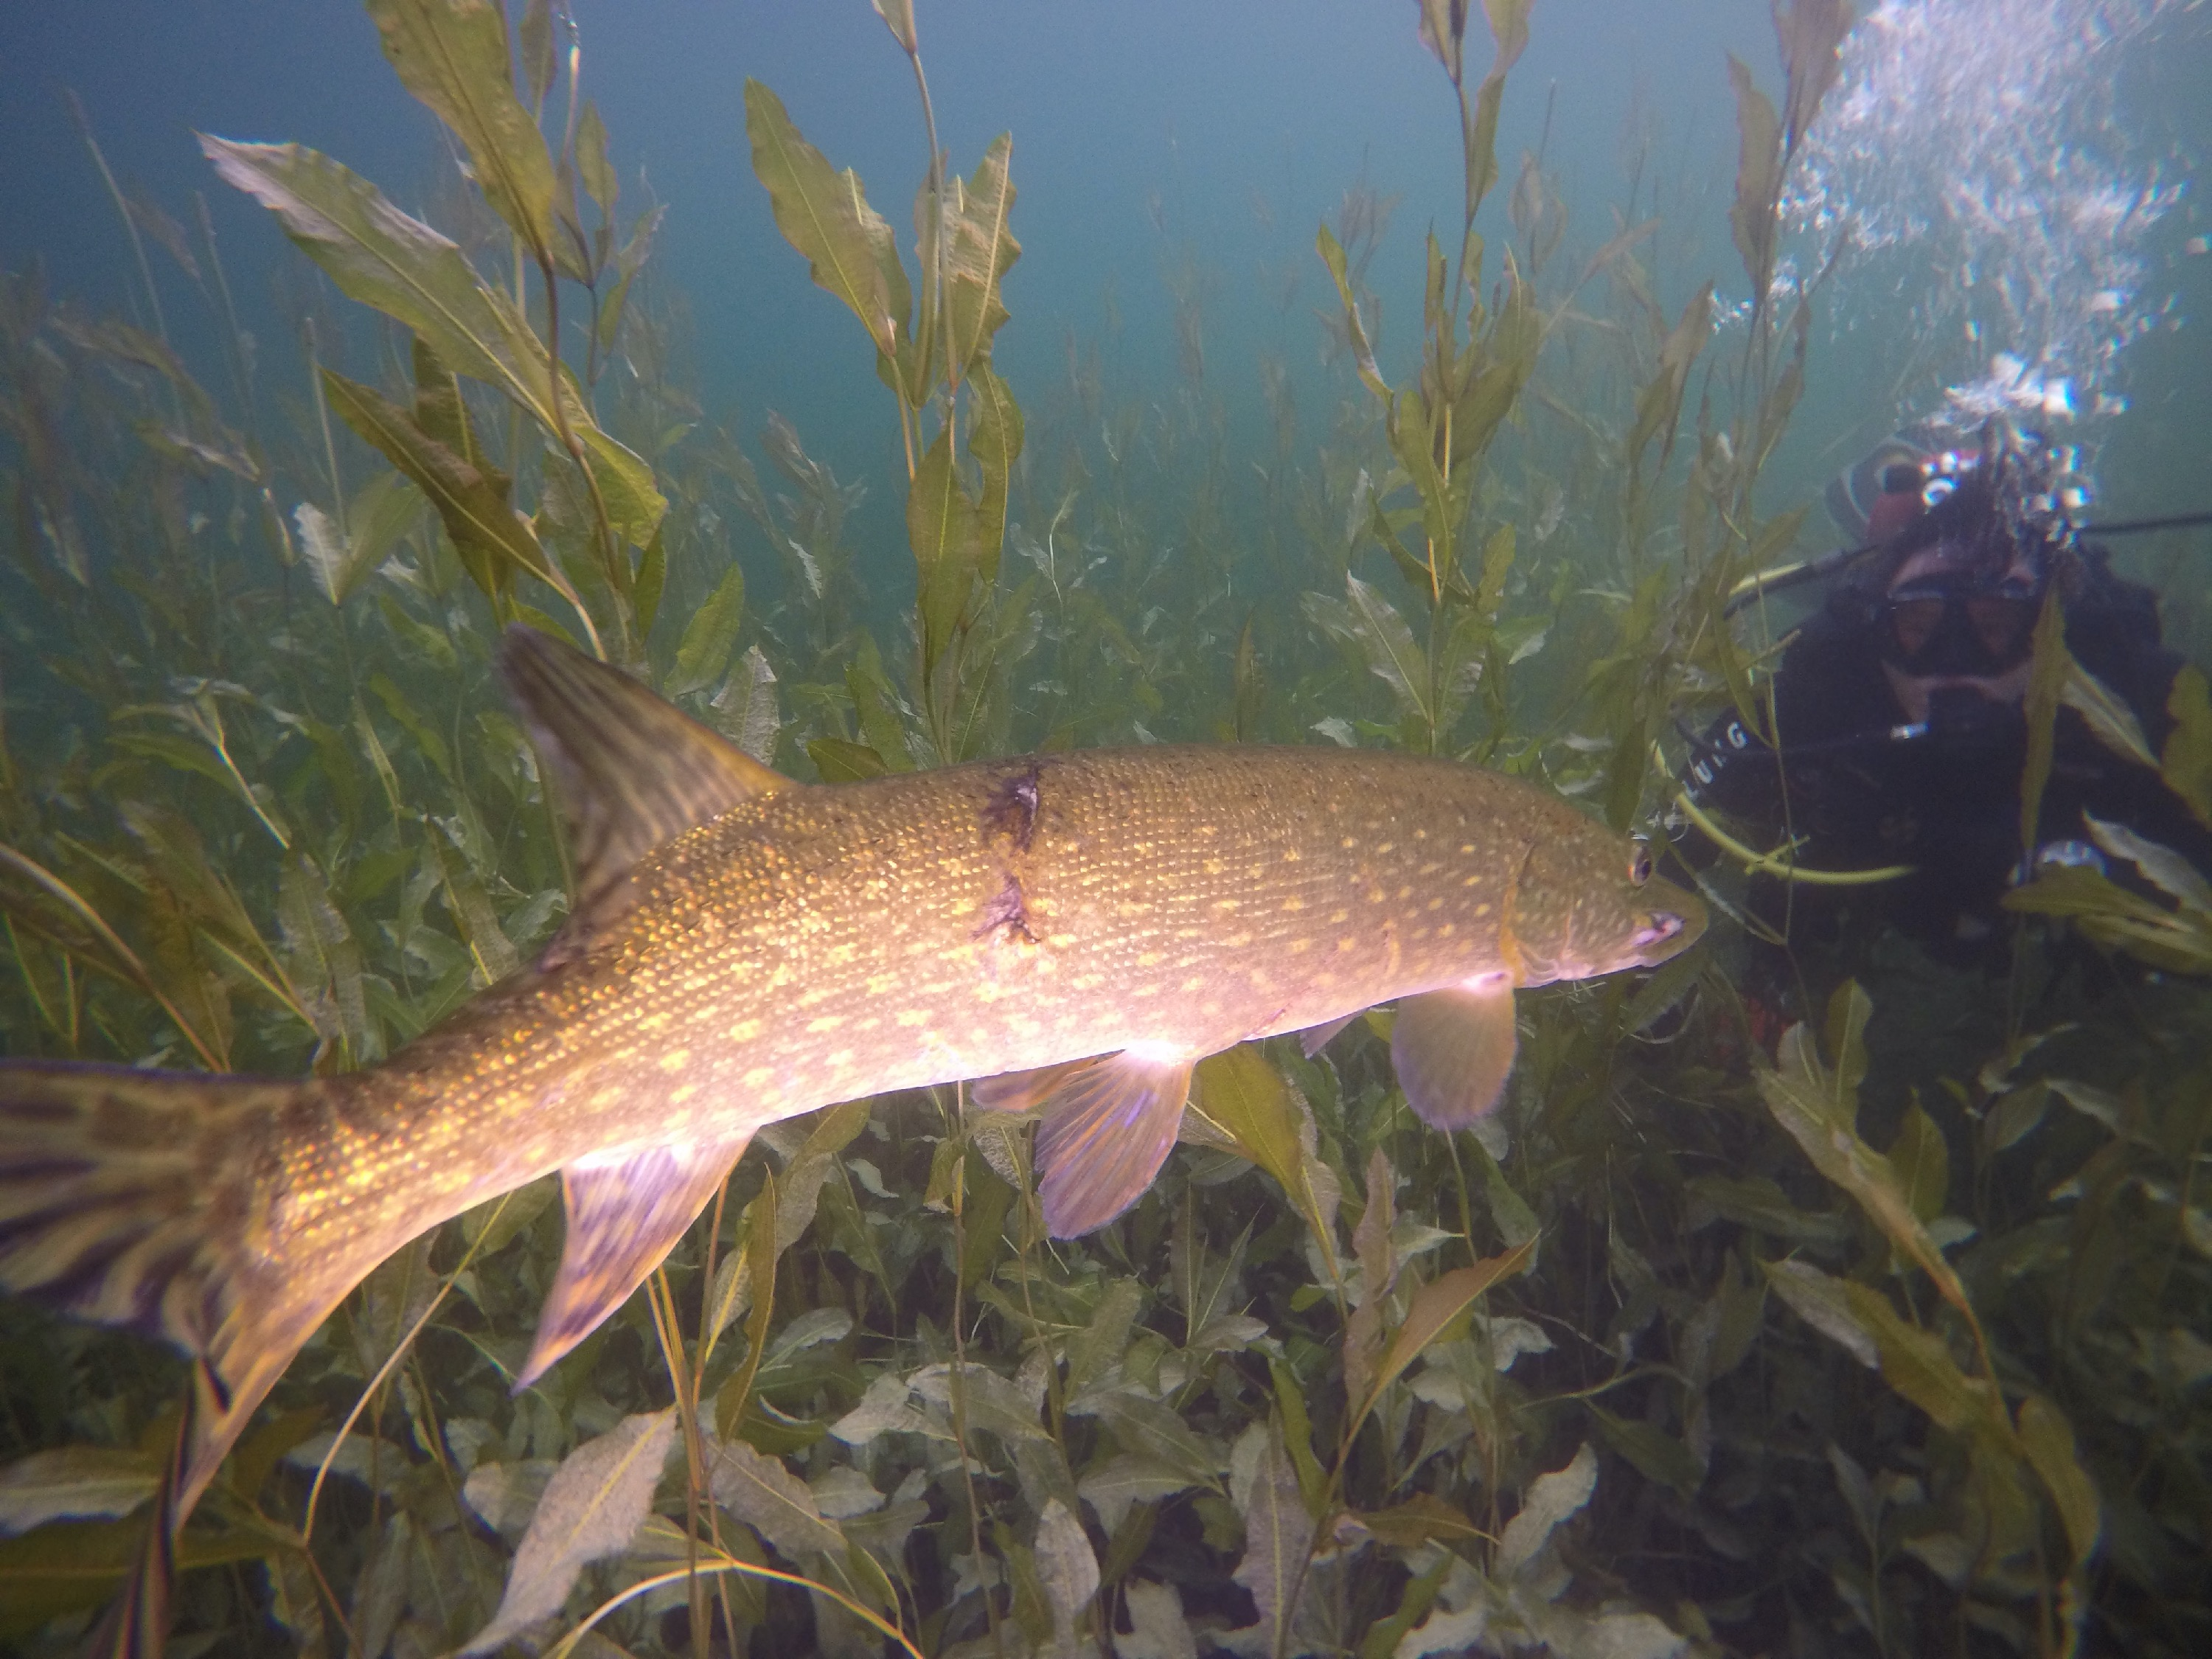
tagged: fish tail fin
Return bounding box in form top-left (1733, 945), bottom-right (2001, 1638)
top-left (78, 1399), bottom-right (189, 1659)
top-left (0, 1060), bottom-right (308, 1512)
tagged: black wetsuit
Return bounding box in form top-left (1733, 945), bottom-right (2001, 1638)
top-left (1687, 550), bottom-right (2211, 967)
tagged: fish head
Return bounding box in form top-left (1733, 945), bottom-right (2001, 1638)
top-left (1507, 824), bottom-right (1707, 985)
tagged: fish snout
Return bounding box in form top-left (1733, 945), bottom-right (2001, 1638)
top-left (1632, 911), bottom-right (1685, 950)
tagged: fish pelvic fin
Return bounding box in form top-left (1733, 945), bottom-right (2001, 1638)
top-left (518, 1135), bottom-right (754, 1389)
top-left (0, 1060), bottom-right (309, 1516)
top-left (500, 625), bottom-right (793, 968)
top-left (1391, 983), bottom-right (1520, 1130)
top-left (1034, 1051), bottom-right (1195, 1239)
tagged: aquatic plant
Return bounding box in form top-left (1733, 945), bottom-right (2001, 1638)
top-left (1, 2), bottom-right (2207, 1658)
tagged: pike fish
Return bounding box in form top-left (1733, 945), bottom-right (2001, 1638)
top-left (0, 626), bottom-right (1703, 1518)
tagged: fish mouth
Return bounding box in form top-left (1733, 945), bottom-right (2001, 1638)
top-left (1628, 910), bottom-right (1692, 961)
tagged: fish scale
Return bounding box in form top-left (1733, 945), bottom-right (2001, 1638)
top-left (0, 627), bottom-right (1703, 1526)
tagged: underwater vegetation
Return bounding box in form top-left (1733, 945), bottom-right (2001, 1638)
top-left (0, 1), bottom-right (2207, 1657)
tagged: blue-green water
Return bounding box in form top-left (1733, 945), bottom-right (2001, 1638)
top-left (1, 3), bottom-right (2208, 1655)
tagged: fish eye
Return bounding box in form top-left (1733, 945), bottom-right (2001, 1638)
top-left (1628, 840), bottom-right (1652, 886)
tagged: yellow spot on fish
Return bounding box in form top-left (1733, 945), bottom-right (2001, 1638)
top-left (659, 1048), bottom-right (692, 1073)
top-left (896, 1008), bottom-right (929, 1028)
top-left (727, 1018), bottom-right (762, 1043)
top-left (670, 1085), bottom-right (697, 1105)
top-left (744, 1067), bottom-right (773, 1088)
top-left (1281, 897), bottom-right (1304, 912)
top-left (806, 1015), bottom-right (845, 1034)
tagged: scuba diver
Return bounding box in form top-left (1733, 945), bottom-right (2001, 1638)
top-left (1677, 420), bottom-right (2211, 990)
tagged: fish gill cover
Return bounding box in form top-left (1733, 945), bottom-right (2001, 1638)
top-left (0, 1), bottom-right (2207, 1657)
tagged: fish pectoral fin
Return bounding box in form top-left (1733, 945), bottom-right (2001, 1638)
top-left (1391, 984), bottom-right (1520, 1130)
top-left (1298, 1014), bottom-right (1360, 1059)
top-left (501, 626), bottom-right (795, 969)
top-left (520, 1135), bottom-right (752, 1388)
top-left (1033, 1051), bottom-right (1194, 1239)
top-left (970, 1059), bottom-right (1093, 1114)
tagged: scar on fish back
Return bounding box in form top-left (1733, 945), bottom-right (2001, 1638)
top-left (982, 761), bottom-right (1044, 852)
top-left (977, 874), bottom-right (1038, 945)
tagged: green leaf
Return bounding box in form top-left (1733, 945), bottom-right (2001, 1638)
top-left (1588, 1405), bottom-right (1703, 1500)
top-left (667, 563), bottom-right (745, 698)
top-left (1889, 1100), bottom-right (1950, 1225)
top-left (1625, 282), bottom-right (1713, 471)
top-left (577, 422), bottom-right (667, 549)
top-left (462, 1409), bottom-right (675, 1654)
top-left (0, 1448), bottom-right (158, 1536)
top-left (1073, 1392), bottom-right (1220, 1493)
top-left (634, 522), bottom-right (667, 639)
top-left (2015, 1394), bottom-right (2100, 1571)
top-left (908, 423), bottom-right (981, 683)
top-left (1495, 1441), bottom-right (1596, 1578)
top-left (299, 468), bottom-right (427, 606)
top-left (808, 737), bottom-right (888, 784)
top-left (1341, 574), bottom-right (1433, 727)
top-left (872, 0), bottom-right (919, 54)
top-left (967, 364), bottom-right (1025, 593)
top-left (2005, 862), bottom-right (2212, 975)
top-left (1725, 54), bottom-right (1782, 296)
top-left (2020, 585), bottom-right (2069, 855)
top-left (2162, 664), bottom-right (2212, 827)
top-left (846, 635), bottom-right (912, 772)
top-left (1759, 1018), bottom-right (1976, 1325)
top-left (0, 1516), bottom-right (271, 1638)
top-left (1315, 225), bottom-right (1388, 401)
top-left (1225, 1419), bottom-right (1315, 1658)
top-left (321, 368), bottom-right (565, 605)
top-left (1358, 1241), bottom-right (1535, 1428)
top-left (367, 0), bottom-right (558, 262)
top-left (2087, 813), bottom-right (2212, 918)
top-left (1773, 0), bottom-right (1854, 154)
top-left (1189, 1046), bottom-right (1340, 1259)
top-left (597, 203), bottom-right (666, 358)
top-left (1843, 1280), bottom-right (1986, 1434)
top-left (1766, 1260), bottom-right (1991, 1436)
top-left (707, 1434), bottom-right (846, 1559)
top-left (202, 138), bottom-right (557, 432)
top-left (2063, 660), bottom-right (2157, 771)
top-left (945, 134), bottom-right (1020, 378)
top-left (742, 80), bottom-right (908, 364)
top-left (576, 98), bottom-right (616, 213)
top-left (517, 0), bottom-right (555, 108)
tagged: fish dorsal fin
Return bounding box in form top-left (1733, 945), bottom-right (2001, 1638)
top-left (518, 1135), bottom-right (754, 1388)
top-left (1391, 981), bottom-right (1520, 1130)
top-left (1031, 1050), bottom-right (1194, 1239)
top-left (501, 625), bottom-right (790, 965)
